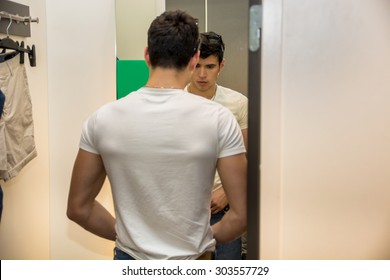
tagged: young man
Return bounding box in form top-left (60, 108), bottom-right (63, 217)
top-left (186, 31), bottom-right (248, 260)
top-left (67, 10), bottom-right (247, 260)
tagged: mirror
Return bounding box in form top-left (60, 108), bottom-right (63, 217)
top-left (115, 0), bottom-right (254, 259)
top-left (115, 0), bottom-right (249, 98)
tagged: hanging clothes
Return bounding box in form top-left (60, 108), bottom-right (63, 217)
top-left (0, 185), bottom-right (2, 222)
top-left (0, 53), bottom-right (37, 181)
top-left (0, 88), bottom-right (5, 119)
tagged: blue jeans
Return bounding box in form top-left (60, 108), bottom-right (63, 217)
top-left (210, 207), bottom-right (242, 260)
top-left (114, 247), bottom-right (136, 260)
top-left (0, 185), bottom-right (3, 222)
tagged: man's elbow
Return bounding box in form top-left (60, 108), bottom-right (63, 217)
top-left (239, 212), bottom-right (247, 235)
top-left (66, 205), bottom-right (78, 222)
top-left (232, 209), bottom-right (247, 237)
top-left (66, 203), bottom-right (87, 225)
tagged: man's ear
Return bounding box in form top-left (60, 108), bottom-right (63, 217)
top-left (189, 50), bottom-right (200, 71)
top-left (144, 47), bottom-right (152, 67)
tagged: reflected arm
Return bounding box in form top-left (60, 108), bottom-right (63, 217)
top-left (210, 128), bottom-right (248, 214)
top-left (212, 153), bottom-right (247, 243)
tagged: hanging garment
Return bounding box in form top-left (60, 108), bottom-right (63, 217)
top-left (0, 51), bottom-right (19, 64)
top-left (0, 88), bottom-right (4, 119)
top-left (0, 54), bottom-right (37, 181)
top-left (0, 185), bottom-right (2, 222)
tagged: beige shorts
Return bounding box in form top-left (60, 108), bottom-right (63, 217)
top-left (0, 54), bottom-right (37, 181)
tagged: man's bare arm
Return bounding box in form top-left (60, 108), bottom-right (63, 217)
top-left (212, 153), bottom-right (247, 243)
top-left (210, 128), bottom-right (248, 214)
top-left (67, 149), bottom-right (116, 241)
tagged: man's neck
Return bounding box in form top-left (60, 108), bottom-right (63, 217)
top-left (188, 83), bottom-right (217, 100)
top-left (146, 67), bottom-right (189, 89)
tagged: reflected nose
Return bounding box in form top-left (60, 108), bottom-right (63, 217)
top-left (199, 66), bottom-right (207, 78)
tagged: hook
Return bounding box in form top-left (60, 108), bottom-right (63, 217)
top-left (6, 17), bottom-right (12, 37)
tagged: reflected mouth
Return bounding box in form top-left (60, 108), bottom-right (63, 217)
top-left (197, 81), bottom-right (207, 86)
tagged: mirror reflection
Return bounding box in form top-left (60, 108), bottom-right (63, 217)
top-left (115, 0), bottom-right (251, 260)
top-left (116, 0), bottom-right (249, 97)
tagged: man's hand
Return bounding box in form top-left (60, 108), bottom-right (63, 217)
top-left (210, 187), bottom-right (228, 214)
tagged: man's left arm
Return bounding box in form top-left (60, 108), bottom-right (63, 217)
top-left (212, 153), bottom-right (247, 243)
top-left (210, 127), bottom-right (248, 212)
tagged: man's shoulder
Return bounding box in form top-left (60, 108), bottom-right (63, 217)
top-left (216, 85), bottom-right (248, 101)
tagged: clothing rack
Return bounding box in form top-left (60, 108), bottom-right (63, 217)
top-left (0, 11), bottom-right (39, 25)
top-left (0, 0), bottom-right (38, 37)
top-left (0, 39), bottom-right (36, 66)
top-left (0, 1), bottom-right (38, 67)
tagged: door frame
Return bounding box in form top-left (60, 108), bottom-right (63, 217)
top-left (247, 0), bottom-right (262, 260)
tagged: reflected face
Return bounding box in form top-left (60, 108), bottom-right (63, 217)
top-left (190, 55), bottom-right (224, 92)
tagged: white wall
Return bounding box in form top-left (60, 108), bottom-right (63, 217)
top-left (261, 0), bottom-right (390, 259)
top-left (46, 0), bottom-right (117, 260)
top-left (116, 0), bottom-right (163, 60)
top-left (0, 0), bottom-right (50, 259)
top-left (0, 0), bottom-right (117, 259)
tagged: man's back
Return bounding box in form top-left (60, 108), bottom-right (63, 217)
top-left (67, 10), bottom-right (246, 260)
top-left (79, 87), bottom-right (245, 259)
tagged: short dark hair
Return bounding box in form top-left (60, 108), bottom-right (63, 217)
top-left (147, 10), bottom-right (199, 70)
top-left (199, 31), bottom-right (225, 64)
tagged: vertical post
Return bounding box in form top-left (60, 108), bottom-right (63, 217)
top-left (204, 0), bottom-right (208, 31)
top-left (247, 0), bottom-right (262, 260)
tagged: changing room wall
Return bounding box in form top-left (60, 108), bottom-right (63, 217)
top-left (261, 0), bottom-right (390, 259)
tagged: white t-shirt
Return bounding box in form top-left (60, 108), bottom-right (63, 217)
top-left (213, 85), bottom-right (248, 130)
top-left (79, 87), bottom-right (246, 259)
top-left (185, 84), bottom-right (248, 191)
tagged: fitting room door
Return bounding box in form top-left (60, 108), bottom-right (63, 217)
top-left (246, 0), bottom-right (262, 260)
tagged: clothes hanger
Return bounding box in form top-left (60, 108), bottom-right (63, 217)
top-left (18, 40), bottom-right (36, 66)
top-left (0, 16), bottom-right (37, 67)
top-left (0, 17), bottom-right (20, 51)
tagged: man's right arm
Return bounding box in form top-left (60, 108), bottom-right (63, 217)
top-left (212, 153), bottom-right (247, 243)
top-left (67, 149), bottom-right (116, 241)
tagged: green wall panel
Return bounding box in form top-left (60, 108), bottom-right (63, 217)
top-left (116, 60), bottom-right (149, 99)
